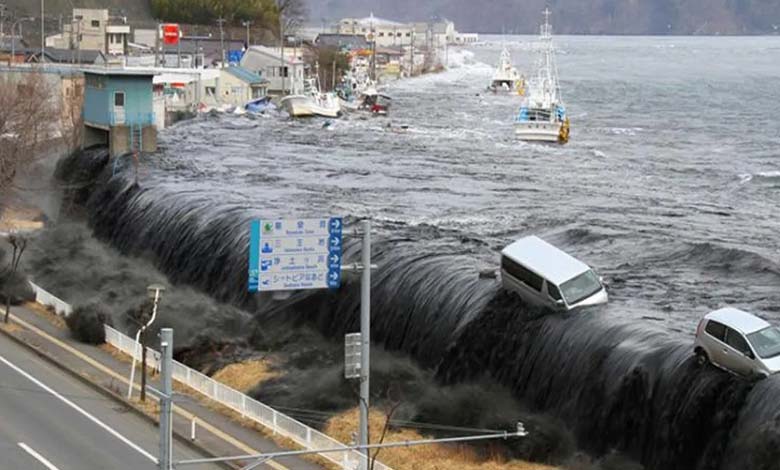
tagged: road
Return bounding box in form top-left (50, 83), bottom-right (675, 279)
top-left (0, 332), bottom-right (220, 470)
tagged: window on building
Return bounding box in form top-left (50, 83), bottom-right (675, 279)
top-left (114, 92), bottom-right (125, 107)
top-left (282, 66), bottom-right (289, 78)
top-left (91, 20), bottom-right (100, 28)
top-left (397, 32), bottom-right (402, 37)
top-left (378, 32), bottom-right (384, 37)
top-left (406, 32), bottom-right (411, 37)
top-left (75, 15), bottom-right (83, 20)
top-left (205, 86), bottom-right (216, 96)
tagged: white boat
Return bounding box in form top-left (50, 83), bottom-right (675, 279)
top-left (280, 78), bottom-right (341, 118)
top-left (515, 9), bottom-right (570, 144)
top-left (488, 46), bottom-right (525, 95)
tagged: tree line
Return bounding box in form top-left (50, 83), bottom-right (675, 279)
top-left (149, 0), bottom-right (305, 31)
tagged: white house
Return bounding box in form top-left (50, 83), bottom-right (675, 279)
top-left (46, 8), bottom-right (130, 56)
top-left (338, 15), bottom-right (414, 48)
top-left (240, 46), bottom-right (305, 95)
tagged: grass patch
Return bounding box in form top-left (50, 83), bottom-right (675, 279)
top-left (212, 359), bottom-right (279, 393)
top-left (325, 408), bottom-right (560, 470)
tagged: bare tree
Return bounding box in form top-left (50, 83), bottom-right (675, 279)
top-left (277, 0), bottom-right (307, 36)
top-left (0, 72), bottom-right (55, 214)
top-left (60, 76), bottom-right (85, 153)
top-left (3, 233), bottom-right (28, 324)
top-left (369, 384), bottom-right (403, 470)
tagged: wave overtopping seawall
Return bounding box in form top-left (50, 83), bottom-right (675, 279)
top-left (58, 148), bottom-right (780, 470)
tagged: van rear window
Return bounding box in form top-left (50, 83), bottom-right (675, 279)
top-left (501, 256), bottom-right (543, 291)
top-left (705, 320), bottom-right (726, 341)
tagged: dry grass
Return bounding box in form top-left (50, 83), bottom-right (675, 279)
top-left (0, 321), bottom-right (22, 333)
top-left (24, 301), bottom-right (67, 329)
top-left (325, 409), bottom-right (559, 470)
top-left (212, 359), bottom-right (279, 393)
top-left (0, 207), bottom-right (44, 232)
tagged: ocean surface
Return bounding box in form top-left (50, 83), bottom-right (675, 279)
top-left (148, 35), bottom-right (780, 334)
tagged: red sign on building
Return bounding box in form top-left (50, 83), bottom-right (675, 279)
top-left (162, 24), bottom-right (181, 45)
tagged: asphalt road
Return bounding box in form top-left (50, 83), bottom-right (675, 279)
top-left (0, 332), bottom-right (221, 470)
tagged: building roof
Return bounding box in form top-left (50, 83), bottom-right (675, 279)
top-left (315, 34), bottom-right (370, 49)
top-left (0, 37), bottom-right (29, 52)
top-left (83, 68), bottom-right (157, 77)
top-left (33, 48), bottom-right (105, 64)
top-left (501, 236), bottom-right (592, 285)
top-left (225, 66), bottom-right (268, 85)
top-left (706, 308), bottom-right (771, 335)
top-left (241, 46), bottom-right (304, 68)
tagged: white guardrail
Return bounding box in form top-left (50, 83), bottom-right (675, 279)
top-left (24, 280), bottom-right (389, 469)
top-left (29, 282), bottom-right (73, 317)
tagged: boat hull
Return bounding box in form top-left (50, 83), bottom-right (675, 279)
top-left (515, 122), bottom-right (567, 144)
top-left (309, 101), bottom-right (341, 119)
top-left (280, 96), bottom-right (314, 118)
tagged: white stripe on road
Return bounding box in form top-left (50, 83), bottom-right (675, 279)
top-left (0, 354), bottom-right (158, 464)
top-left (18, 443), bottom-right (61, 470)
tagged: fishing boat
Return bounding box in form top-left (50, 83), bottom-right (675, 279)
top-left (280, 78), bottom-right (341, 118)
top-left (515, 9), bottom-right (570, 144)
top-left (244, 96), bottom-right (276, 114)
top-left (488, 46), bottom-right (525, 95)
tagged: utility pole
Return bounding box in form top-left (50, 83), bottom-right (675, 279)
top-left (40, 0), bottom-right (45, 62)
top-left (278, 3), bottom-right (286, 95)
top-left (242, 20), bottom-right (252, 47)
top-left (358, 219), bottom-right (371, 470)
top-left (1, 3), bottom-right (7, 43)
top-left (158, 328), bottom-right (173, 470)
top-left (217, 17), bottom-right (226, 69)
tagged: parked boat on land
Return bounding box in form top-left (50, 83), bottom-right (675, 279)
top-left (280, 78), bottom-right (341, 118)
top-left (515, 9), bottom-right (570, 144)
top-left (488, 46), bottom-right (525, 95)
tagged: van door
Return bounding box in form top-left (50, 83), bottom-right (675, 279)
top-left (113, 91), bottom-right (126, 125)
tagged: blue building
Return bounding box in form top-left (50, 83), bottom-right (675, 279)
top-left (82, 69), bottom-right (157, 157)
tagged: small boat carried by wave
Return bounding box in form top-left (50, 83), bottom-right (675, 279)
top-left (515, 9), bottom-right (570, 144)
top-left (280, 78), bottom-right (341, 118)
top-left (244, 96), bottom-right (277, 114)
top-left (488, 46), bottom-right (525, 95)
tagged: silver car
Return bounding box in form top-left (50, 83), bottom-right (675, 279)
top-left (694, 308), bottom-right (780, 379)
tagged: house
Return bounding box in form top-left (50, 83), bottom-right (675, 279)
top-left (28, 48), bottom-right (106, 65)
top-left (240, 46), bottom-right (305, 96)
top-left (0, 37), bottom-right (32, 64)
top-left (315, 34), bottom-right (370, 51)
top-left (82, 69), bottom-right (157, 157)
top-left (46, 8), bottom-right (130, 57)
top-left (337, 15), bottom-right (414, 48)
top-left (216, 67), bottom-right (269, 107)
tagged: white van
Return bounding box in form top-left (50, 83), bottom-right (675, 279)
top-left (500, 236), bottom-right (608, 311)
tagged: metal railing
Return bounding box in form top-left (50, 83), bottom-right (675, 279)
top-left (25, 282), bottom-right (390, 469)
top-left (104, 324), bottom-right (392, 470)
top-left (28, 282), bottom-right (73, 317)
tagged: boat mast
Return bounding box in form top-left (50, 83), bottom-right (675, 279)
top-left (538, 8), bottom-right (562, 107)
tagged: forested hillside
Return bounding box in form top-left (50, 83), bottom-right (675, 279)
top-left (306, 0), bottom-right (780, 34)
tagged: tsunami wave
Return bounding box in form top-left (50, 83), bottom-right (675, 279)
top-left (53, 147), bottom-right (780, 470)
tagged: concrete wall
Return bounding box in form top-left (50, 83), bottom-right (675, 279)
top-left (141, 126), bottom-right (157, 153)
top-left (108, 125), bottom-right (130, 157)
top-left (84, 125), bottom-right (108, 148)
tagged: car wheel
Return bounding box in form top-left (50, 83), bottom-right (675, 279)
top-left (695, 349), bottom-right (709, 367)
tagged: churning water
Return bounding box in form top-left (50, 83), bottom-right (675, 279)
top-left (59, 36), bottom-right (780, 469)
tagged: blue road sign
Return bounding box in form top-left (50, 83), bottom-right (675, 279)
top-left (249, 218), bottom-right (343, 292)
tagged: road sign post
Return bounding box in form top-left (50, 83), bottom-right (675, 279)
top-left (249, 218), bottom-right (343, 293)
top-left (159, 328), bottom-right (173, 470)
top-left (359, 219), bottom-right (371, 470)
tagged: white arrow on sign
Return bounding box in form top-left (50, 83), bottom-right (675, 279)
top-left (330, 254), bottom-right (340, 264)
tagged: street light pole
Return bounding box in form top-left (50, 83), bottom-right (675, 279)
top-left (158, 328), bottom-right (173, 470)
top-left (128, 284), bottom-right (166, 400)
top-left (242, 20), bottom-right (252, 47)
top-left (217, 17), bottom-right (226, 69)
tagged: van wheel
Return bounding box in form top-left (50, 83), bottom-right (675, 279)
top-left (695, 349), bottom-right (709, 367)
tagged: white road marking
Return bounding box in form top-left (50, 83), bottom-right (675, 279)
top-left (18, 442), bottom-right (61, 470)
top-left (0, 354), bottom-right (158, 464)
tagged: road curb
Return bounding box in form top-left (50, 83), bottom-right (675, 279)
top-left (0, 320), bottom-right (238, 469)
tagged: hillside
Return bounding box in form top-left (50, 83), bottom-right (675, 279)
top-left (306, 0), bottom-right (780, 35)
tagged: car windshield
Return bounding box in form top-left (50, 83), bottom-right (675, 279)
top-left (560, 270), bottom-right (602, 306)
top-left (747, 327), bottom-right (780, 359)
